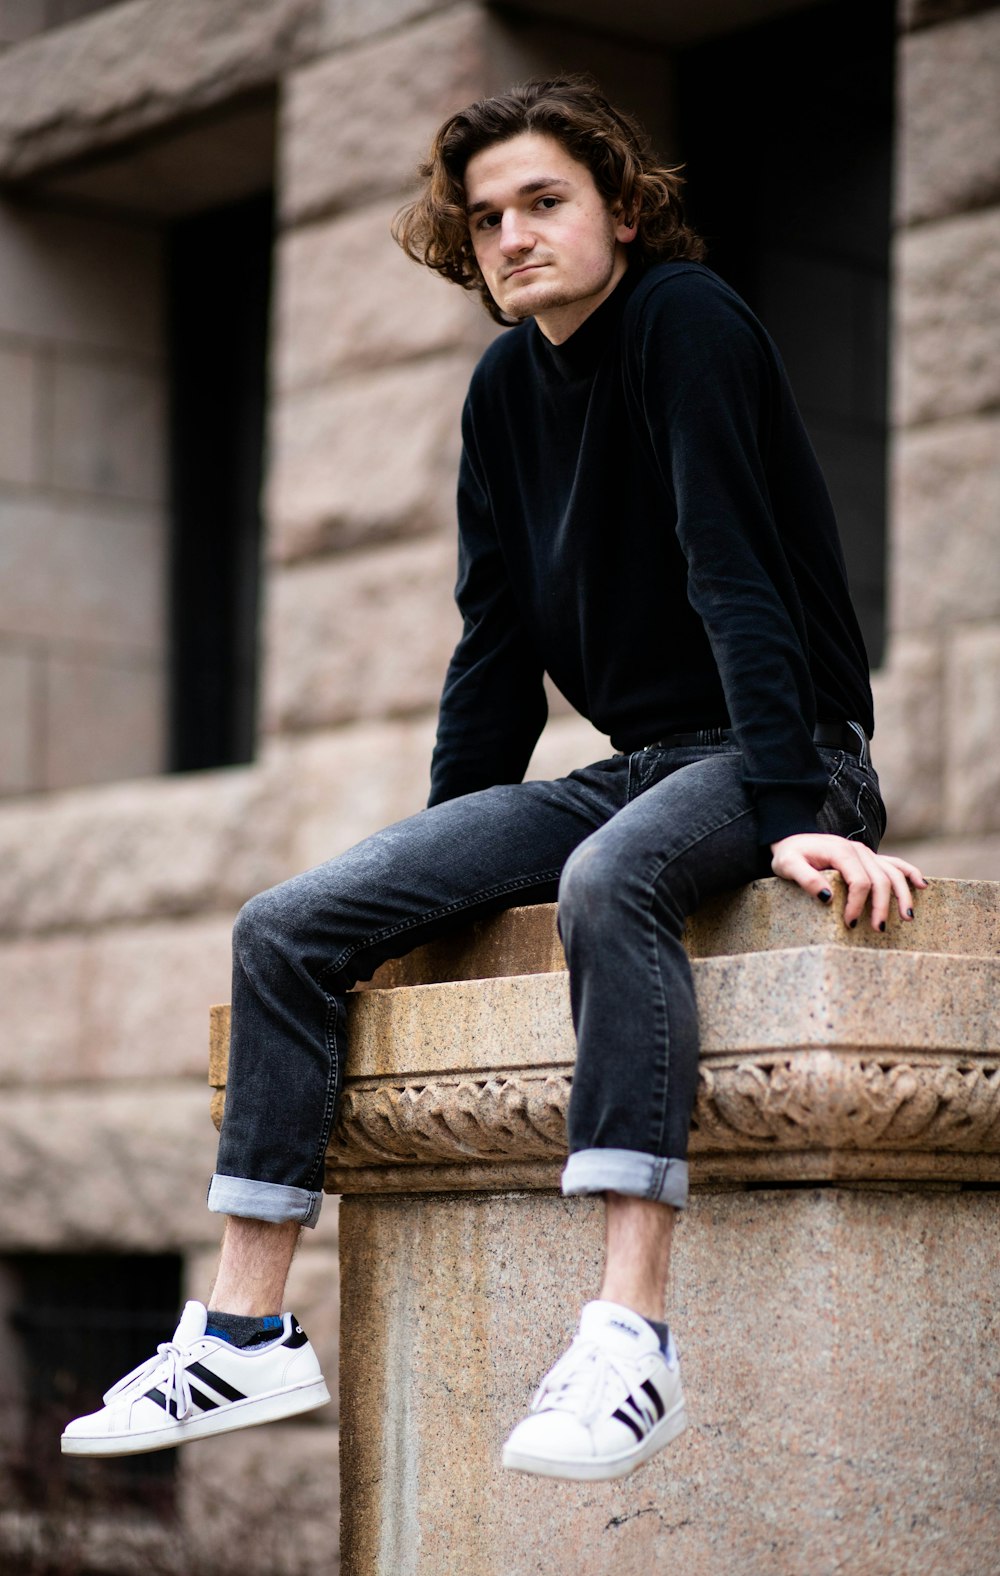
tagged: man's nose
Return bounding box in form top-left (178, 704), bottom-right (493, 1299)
top-left (498, 211), bottom-right (534, 254)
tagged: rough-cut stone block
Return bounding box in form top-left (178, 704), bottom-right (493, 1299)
top-left (274, 198), bottom-right (493, 393)
top-left (0, 1084), bottom-right (218, 1249)
top-left (894, 207), bottom-right (1000, 426)
top-left (266, 356), bottom-right (470, 562)
top-left (51, 352), bottom-right (166, 502)
top-left (0, 201), bottom-right (162, 353)
top-left (890, 415), bottom-right (1000, 631)
top-left (269, 718), bottom-right (437, 875)
top-left (0, 645), bottom-right (35, 795)
top-left (0, 494), bottom-right (166, 650)
top-left (281, 4), bottom-right (511, 223)
top-left (339, 1188), bottom-right (1000, 1576)
top-left (889, 832), bottom-right (1000, 880)
top-left (0, 764), bottom-right (292, 934)
top-left (318, 0), bottom-right (452, 49)
top-left (0, 340), bottom-right (41, 485)
top-left (524, 714), bottom-right (613, 781)
top-left (0, 0), bottom-right (322, 179)
top-left (945, 624), bottom-right (1000, 833)
top-left (869, 635), bottom-right (944, 839)
top-left (0, 932), bottom-right (89, 1084)
top-left (263, 536), bottom-right (459, 732)
top-left (179, 1422), bottom-right (339, 1576)
top-left (43, 650), bottom-right (165, 790)
top-left (898, 8), bottom-right (1000, 224)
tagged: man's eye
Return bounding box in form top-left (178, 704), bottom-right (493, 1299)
top-left (476, 214), bottom-right (500, 231)
top-left (536, 196), bottom-right (560, 210)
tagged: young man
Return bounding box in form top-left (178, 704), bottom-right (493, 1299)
top-left (62, 77), bottom-right (924, 1481)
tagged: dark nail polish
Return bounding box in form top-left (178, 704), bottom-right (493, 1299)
top-left (848, 918), bottom-right (858, 929)
top-left (878, 921), bottom-right (886, 932)
top-left (907, 907), bottom-right (914, 919)
top-left (818, 888), bottom-right (832, 903)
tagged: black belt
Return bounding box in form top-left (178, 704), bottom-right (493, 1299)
top-left (642, 721), bottom-right (870, 764)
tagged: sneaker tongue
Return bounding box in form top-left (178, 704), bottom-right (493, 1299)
top-left (172, 1301), bottom-right (208, 1346)
top-left (579, 1300), bottom-right (660, 1357)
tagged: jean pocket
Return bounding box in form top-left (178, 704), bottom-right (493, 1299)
top-left (817, 758), bottom-right (886, 849)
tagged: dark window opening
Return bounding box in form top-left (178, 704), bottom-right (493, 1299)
top-left (678, 0), bottom-right (895, 666)
top-left (1, 1253), bottom-right (183, 1519)
top-left (167, 189), bottom-right (273, 772)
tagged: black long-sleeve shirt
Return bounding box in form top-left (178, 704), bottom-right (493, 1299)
top-left (428, 260), bottom-right (874, 846)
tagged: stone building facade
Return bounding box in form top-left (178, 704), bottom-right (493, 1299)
top-left (0, 0), bottom-right (997, 1570)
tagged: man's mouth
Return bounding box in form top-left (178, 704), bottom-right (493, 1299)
top-left (505, 262), bottom-right (546, 280)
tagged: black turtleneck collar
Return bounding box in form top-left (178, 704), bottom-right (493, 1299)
top-left (532, 260), bottom-right (644, 380)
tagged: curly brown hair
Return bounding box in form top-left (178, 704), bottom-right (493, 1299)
top-left (392, 74), bottom-right (705, 325)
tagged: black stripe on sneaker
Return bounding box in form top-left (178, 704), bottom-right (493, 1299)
top-left (188, 1383), bottom-right (220, 1412)
top-left (612, 1406), bottom-right (645, 1444)
top-left (641, 1379), bottom-right (666, 1420)
top-left (145, 1386), bottom-right (180, 1418)
top-left (283, 1321), bottom-right (308, 1349)
top-left (186, 1361), bottom-right (247, 1403)
top-left (622, 1393), bottom-right (652, 1428)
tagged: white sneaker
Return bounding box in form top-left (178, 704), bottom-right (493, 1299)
top-left (501, 1300), bottom-right (687, 1481)
top-left (61, 1301), bottom-right (331, 1457)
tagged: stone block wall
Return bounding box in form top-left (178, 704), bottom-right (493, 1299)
top-left (876, 0), bottom-right (1000, 876)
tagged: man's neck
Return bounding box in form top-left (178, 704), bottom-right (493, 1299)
top-left (534, 250), bottom-right (630, 346)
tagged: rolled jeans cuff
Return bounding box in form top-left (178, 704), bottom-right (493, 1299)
top-left (561, 1148), bottom-right (689, 1210)
top-left (207, 1173), bottom-right (323, 1229)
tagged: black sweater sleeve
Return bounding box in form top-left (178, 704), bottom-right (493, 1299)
top-left (427, 400), bottom-right (548, 806)
top-left (628, 272), bottom-right (830, 844)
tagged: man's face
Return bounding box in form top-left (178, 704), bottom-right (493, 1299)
top-left (464, 131), bottom-right (636, 344)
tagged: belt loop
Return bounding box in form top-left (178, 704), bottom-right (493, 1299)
top-left (845, 720), bottom-right (870, 769)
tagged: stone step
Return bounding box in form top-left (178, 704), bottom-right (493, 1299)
top-left (344, 943), bottom-right (1000, 1079)
top-left (363, 876), bottom-right (997, 989)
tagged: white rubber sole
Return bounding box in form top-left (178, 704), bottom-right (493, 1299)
top-left (501, 1400), bottom-right (688, 1482)
top-left (61, 1376), bottom-right (332, 1457)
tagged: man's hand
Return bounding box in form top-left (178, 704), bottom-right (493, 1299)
top-left (769, 833), bottom-right (927, 932)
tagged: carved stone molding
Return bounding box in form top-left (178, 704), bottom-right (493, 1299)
top-left (325, 1052), bottom-right (1000, 1193)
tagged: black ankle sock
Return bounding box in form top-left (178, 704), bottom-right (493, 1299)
top-left (645, 1316), bottom-right (671, 1355)
top-left (205, 1310), bottom-right (284, 1348)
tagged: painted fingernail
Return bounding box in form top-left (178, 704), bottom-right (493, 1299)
top-left (907, 907), bottom-right (914, 919)
top-left (879, 921), bottom-right (886, 932)
top-left (818, 888), bottom-right (832, 903)
top-left (848, 918), bottom-right (858, 929)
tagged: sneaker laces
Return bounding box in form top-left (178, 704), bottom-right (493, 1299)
top-left (103, 1341), bottom-right (195, 1421)
top-left (531, 1336), bottom-right (640, 1429)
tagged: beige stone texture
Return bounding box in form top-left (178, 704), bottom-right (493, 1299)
top-left (263, 536), bottom-right (459, 732)
top-left (318, 0), bottom-right (452, 50)
top-left (273, 198), bottom-right (493, 393)
top-left (0, 916), bottom-right (233, 1085)
top-left (0, 763), bottom-right (292, 935)
top-left (0, 495), bottom-right (165, 651)
top-left (0, 0), bottom-right (47, 45)
top-left (898, 7), bottom-right (1000, 224)
top-left (270, 718), bottom-right (436, 874)
top-left (339, 1188), bottom-right (1000, 1576)
top-left (0, 644), bottom-right (35, 794)
top-left (42, 649), bottom-right (165, 789)
top-left (890, 415), bottom-right (1000, 634)
top-left (280, 4), bottom-right (518, 223)
top-left (342, 945), bottom-right (1000, 1083)
top-left (944, 623), bottom-right (1000, 833)
top-left (894, 206), bottom-right (1000, 427)
top-left (0, 201), bottom-right (162, 354)
top-left (179, 1421), bottom-right (339, 1576)
top-left (0, 0), bottom-right (322, 179)
top-left (0, 340), bottom-right (41, 485)
top-left (50, 353), bottom-right (165, 503)
top-left (524, 713), bottom-right (613, 781)
top-left (0, 1084), bottom-right (218, 1249)
top-left (869, 635), bottom-right (944, 839)
top-left (890, 831), bottom-right (1000, 880)
top-left (266, 355), bottom-right (470, 562)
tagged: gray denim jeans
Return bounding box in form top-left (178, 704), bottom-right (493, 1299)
top-left (208, 737), bottom-right (885, 1225)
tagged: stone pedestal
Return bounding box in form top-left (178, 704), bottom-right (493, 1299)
top-left (210, 878), bottom-right (1000, 1575)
